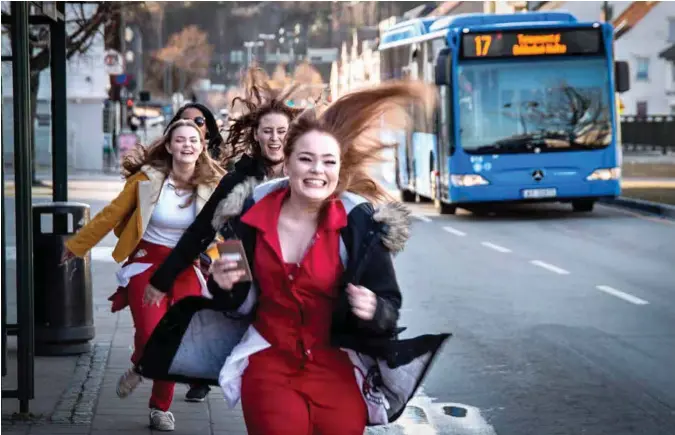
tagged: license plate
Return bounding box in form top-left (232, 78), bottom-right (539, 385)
top-left (522, 188), bottom-right (557, 199)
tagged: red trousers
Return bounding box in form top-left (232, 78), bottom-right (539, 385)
top-left (124, 241), bottom-right (202, 411)
top-left (241, 347), bottom-right (367, 435)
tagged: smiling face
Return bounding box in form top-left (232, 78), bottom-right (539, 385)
top-left (285, 130), bottom-right (341, 203)
top-left (254, 112), bottom-right (289, 165)
top-left (166, 125), bottom-right (203, 166)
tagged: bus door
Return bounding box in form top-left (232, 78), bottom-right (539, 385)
top-left (433, 41), bottom-right (454, 201)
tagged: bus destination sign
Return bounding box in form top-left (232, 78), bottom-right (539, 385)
top-left (462, 28), bottom-right (602, 59)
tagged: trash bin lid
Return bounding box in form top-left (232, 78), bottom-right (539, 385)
top-left (32, 201), bottom-right (91, 209)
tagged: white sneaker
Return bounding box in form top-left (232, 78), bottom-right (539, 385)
top-left (116, 368), bottom-right (142, 398)
top-left (149, 409), bottom-right (175, 431)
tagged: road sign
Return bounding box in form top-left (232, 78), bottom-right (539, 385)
top-left (104, 50), bottom-right (124, 75)
top-left (114, 74), bottom-right (128, 85)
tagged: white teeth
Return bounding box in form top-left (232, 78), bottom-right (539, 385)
top-left (304, 179), bottom-right (326, 187)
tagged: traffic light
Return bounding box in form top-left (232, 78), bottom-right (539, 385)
top-left (126, 99), bottom-right (134, 108)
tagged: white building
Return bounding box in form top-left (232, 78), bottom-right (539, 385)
top-left (2, 4), bottom-right (108, 172)
top-left (530, 1), bottom-right (675, 116)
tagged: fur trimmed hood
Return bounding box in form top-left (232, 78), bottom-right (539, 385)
top-left (211, 177), bottom-right (412, 254)
top-left (211, 176), bottom-right (261, 231)
top-left (373, 200), bottom-right (411, 255)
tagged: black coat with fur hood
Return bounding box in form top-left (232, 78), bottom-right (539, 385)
top-left (207, 176), bottom-right (412, 351)
top-left (137, 177), bottom-right (450, 425)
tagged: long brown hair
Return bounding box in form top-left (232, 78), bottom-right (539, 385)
top-left (284, 81), bottom-right (436, 204)
top-left (223, 67), bottom-right (303, 166)
top-left (121, 119), bottom-right (224, 203)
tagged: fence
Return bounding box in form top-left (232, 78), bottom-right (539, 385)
top-left (620, 115), bottom-right (675, 154)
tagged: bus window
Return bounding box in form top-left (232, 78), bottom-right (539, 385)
top-left (457, 58), bottom-right (612, 154)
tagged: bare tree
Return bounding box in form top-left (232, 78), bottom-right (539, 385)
top-left (2, 2), bottom-right (124, 184)
top-left (144, 25), bottom-right (213, 98)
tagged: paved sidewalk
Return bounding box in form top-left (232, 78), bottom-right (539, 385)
top-left (2, 260), bottom-right (248, 435)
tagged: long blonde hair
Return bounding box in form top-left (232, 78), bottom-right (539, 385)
top-left (122, 119), bottom-right (225, 204)
top-left (284, 81), bottom-right (436, 204)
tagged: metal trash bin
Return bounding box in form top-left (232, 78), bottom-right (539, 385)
top-left (33, 202), bottom-right (95, 356)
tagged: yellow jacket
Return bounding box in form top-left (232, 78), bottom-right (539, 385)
top-left (65, 165), bottom-right (220, 263)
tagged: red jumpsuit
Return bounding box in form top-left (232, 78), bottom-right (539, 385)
top-left (109, 240), bottom-right (203, 411)
top-left (239, 188), bottom-right (367, 435)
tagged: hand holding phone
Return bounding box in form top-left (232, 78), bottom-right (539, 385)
top-left (209, 240), bottom-right (252, 290)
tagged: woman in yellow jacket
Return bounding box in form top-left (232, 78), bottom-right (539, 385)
top-left (62, 119), bottom-right (224, 432)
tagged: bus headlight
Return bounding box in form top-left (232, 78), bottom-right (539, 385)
top-left (451, 174), bottom-right (489, 187)
top-left (586, 168), bottom-right (621, 181)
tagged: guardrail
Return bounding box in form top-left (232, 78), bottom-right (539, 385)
top-left (620, 115), bottom-right (675, 155)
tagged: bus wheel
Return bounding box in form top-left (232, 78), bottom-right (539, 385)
top-left (436, 201), bottom-right (457, 215)
top-left (400, 189), bottom-right (416, 203)
top-left (572, 200), bottom-right (595, 212)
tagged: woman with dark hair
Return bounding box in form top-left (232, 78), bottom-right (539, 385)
top-left (61, 119), bottom-right (224, 431)
top-left (140, 68), bottom-right (303, 403)
top-left (220, 70), bottom-right (303, 179)
top-left (168, 102), bottom-right (224, 161)
top-left (135, 81), bottom-right (450, 435)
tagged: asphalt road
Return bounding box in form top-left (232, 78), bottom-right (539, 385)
top-left (3, 169), bottom-right (675, 434)
top-left (391, 200), bottom-right (675, 434)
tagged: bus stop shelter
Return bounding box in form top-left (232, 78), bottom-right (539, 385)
top-left (2, 1), bottom-right (70, 413)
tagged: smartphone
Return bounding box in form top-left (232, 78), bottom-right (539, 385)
top-left (217, 240), bottom-right (253, 282)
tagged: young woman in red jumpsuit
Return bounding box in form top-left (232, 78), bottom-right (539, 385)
top-left (62, 120), bottom-right (224, 431)
top-left (207, 81), bottom-right (437, 434)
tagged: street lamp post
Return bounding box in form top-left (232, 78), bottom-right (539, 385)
top-left (243, 40), bottom-right (264, 66)
top-left (259, 34), bottom-right (275, 67)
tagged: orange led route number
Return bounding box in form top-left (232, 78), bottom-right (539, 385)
top-left (473, 35), bottom-right (492, 56)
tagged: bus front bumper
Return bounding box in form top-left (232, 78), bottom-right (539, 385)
top-left (447, 180), bottom-right (620, 204)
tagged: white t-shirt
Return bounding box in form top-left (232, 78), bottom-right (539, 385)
top-left (142, 178), bottom-right (197, 248)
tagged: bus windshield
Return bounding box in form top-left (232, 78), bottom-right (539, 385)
top-left (457, 57), bottom-right (612, 154)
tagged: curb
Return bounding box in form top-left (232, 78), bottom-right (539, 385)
top-left (599, 197), bottom-right (675, 219)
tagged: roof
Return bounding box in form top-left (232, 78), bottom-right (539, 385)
top-left (379, 11), bottom-right (579, 49)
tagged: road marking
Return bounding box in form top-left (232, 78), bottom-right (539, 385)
top-left (413, 214), bottom-right (432, 223)
top-left (530, 260), bottom-right (570, 275)
top-left (442, 226), bottom-right (466, 237)
top-left (596, 285), bottom-right (649, 305)
top-left (380, 387), bottom-right (498, 435)
top-left (6, 246), bottom-right (118, 263)
top-left (481, 242), bottom-right (512, 253)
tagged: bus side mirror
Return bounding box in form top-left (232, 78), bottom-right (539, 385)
top-left (435, 47), bottom-right (452, 86)
top-left (615, 61), bottom-right (630, 93)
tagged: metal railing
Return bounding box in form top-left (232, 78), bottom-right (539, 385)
top-left (620, 115), bottom-right (675, 154)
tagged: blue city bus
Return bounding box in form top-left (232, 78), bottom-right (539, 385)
top-left (379, 12), bottom-right (630, 214)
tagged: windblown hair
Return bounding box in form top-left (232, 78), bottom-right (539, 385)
top-left (121, 119), bottom-right (225, 205)
top-left (222, 67), bottom-right (303, 165)
top-left (284, 81), bottom-right (436, 204)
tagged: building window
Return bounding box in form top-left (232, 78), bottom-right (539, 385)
top-left (671, 104), bottom-right (675, 115)
top-left (636, 101), bottom-right (648, 117)
top-left (669, 18), bottom-right (675, 43)
top-left (636, 57), bottom-right (649, 81)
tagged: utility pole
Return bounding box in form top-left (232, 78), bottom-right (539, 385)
top-left (602, 1), bottom-right (613, 22)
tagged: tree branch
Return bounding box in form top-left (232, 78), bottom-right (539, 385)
top-left (26, 2), bottom-right (117, 73)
